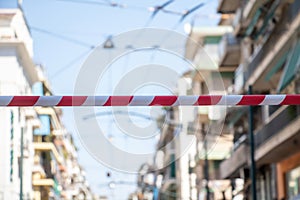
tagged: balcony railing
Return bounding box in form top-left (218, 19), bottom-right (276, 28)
top-left (33, 142), bottom-right (63, 164)
top-left (0, 27), bottom-right (16, 40)
top-left (244, 1), bottom-right (300, 87)
top-left (218, 33), bottom-right (241, 69)
top-left (255, 106), bottom-right (299, 148)
top-left (234, 63), bottom-right (246, 93)
top-left (244, 24), bottom-right (286, 84)
top-left (217, 0), bottom-right (240, 13)
top-left (219, 143), bottom-right (248, 179)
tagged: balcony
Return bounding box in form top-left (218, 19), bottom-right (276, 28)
top-left (233, 63), bottom-right (246, 94)
top-left (24, 108), bottom-right (38, 119)
top-left (32, 178), bottom-right (54, 187)
top-left (243, 0), bottom-right (268, 22)
top-left (33, 142), bottom-right (63, 164)
top-left (219, 143), bottom-right (248, 179)
top-left (0, 38), bottom-right (38, 86)
top-left (217, 0), bottom-right (239, 14)
top-left (35, 107), bottom-right (63, 134)
top-left (255, 106), bottom-right (300, 164)
top-left (232, 9), bottom-right (244, 36)
top-left (0, 27), bottom-right (16, 40)
top-left (32, 177), bottom-right (61, 198)
top-left (255, 106), bottom-right (298, 148)
top-left (245, 3), bottom-right (300, 90)
top-left (0, 9), bottom-right (33, 54)
top-left (33, 162), bottom-right (46, 179)
top-left (218, 33), bottom-right (241, 70)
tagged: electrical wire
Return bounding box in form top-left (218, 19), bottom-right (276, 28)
top-left (56, 0), bottom-right (147, 11)
top-left (30, 26), bottom-right (97, 79)
top-left (30, 26), bottom-right (187, 80)
top-left (56, 0), bottom-right (123, 7)
top-left (55, 0), bottom-right (210, 21)
top-left (149, 0), bottom-right (175, 19)
top-left (50, 48), bottom-right (92, 78)
top-left (145, 0), bottom-right (210, 65)
top-left (179, 2), bottom-right (206, 22)
top-left (30, 26), bottom-right (95, 49)
top-left (31, 0), bottom-right (212, 81)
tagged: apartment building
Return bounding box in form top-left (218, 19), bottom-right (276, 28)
top-left (184, 26), bottom-right (237, 199)
top-left (32, 68), bottom-right (94, 200)
top-left (0, 5), bottom-right (39, 200)
top-left (132, 73), bottom-right (196, 200)
top-left (217, 0), bottom-right (300, 199)
top-left (0, 2), bottom-right (96, 200)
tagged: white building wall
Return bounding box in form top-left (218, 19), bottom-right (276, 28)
top-left (0, 8), bottom-right (37, 200)
top-left (0, 108), bottom-right (17, 200)
top-left (177, 77), bottom-right (197, 200)
top-left (11, 10), bottom-right (34, 56)
top-left (0, 48), bottom-right (33, 95)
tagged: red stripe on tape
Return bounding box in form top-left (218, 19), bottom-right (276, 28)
top-left (57, 96), bottom-right (88, 106)
top-left (8, 96), bottom-right (40, 106)
top-left (103, 96), bottom-right (133, 106)
top-left (195, 95), bottom-right (222, 105)
top-left (237, 95), bottom-right (265, 105)
top-left (280, 94), bottom-right (300, 105)
top-left (149, 96), bottom-right (177, 106)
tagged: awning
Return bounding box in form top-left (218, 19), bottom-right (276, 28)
top-left (253, 0), bottom-right (279, 40)
top-left (277, 40), bottom-right (300, 92)
top-left (245, 8), bottom-right (262, 37)
top-left (264, 52), bottom-right (289, 82)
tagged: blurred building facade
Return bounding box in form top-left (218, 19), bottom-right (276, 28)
top-left (217, 0), bottom-right (300, 199)
top-left (32, 69), bottom-right (95, 200)
top-left (136, 0), bottom-right (300, 199)
top-left (184, 26), bottom-right (236, 199)
top-left (183, 0), bottom-right (300, 199)
top-left (0, 2), bottom-right (97, 200)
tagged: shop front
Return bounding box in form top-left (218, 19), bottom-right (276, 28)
top-left (277, 151), bottom-right (300, 200)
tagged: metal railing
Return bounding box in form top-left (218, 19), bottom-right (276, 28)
top-left (255, 105), bottom-right (299, 148)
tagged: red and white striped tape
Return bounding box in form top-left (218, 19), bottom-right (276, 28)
top-left (0, 95), bottom-right (299, 106)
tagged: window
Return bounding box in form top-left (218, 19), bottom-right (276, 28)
top-left (286, 165), bottom-right (300, 199)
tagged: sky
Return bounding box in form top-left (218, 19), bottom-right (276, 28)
top-left (22, 0), bottom-right (220, 199)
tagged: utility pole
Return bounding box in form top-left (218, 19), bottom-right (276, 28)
top-left (248, 85), bottom-right (257, 200)
top-left (202, 124), bottom-right (210, 200)
top-left (19, 127), bottom-right (24, 200)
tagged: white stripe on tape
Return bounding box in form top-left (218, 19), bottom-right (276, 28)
top-left (173, 96), bottom-right (198, 106)
top-left (93, 96), bottom-right (110, 106)
top-left (0, 96), bottom-right (13, 106)
top-left (81, 96), bottom-right (106, 106)
top-left (217, 95), bottom-right (243, 105)
top-left (129, 96), bottom-right (154, 106)
top-left (259, 95), bottom-right (286, 105)
top-left (34, 96), bottom-right (62, 106)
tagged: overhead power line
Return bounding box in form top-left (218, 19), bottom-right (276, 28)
top-left (180, 2), bottom-right (205, 22)
top-left (149, 0), bottom-right (175, 20)
top-left (50, 48), bottom-right (92, 79)
top-left (30, 26), bottom-right (95, 49)
top-left (55, 0), bottom-right (210, 23)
